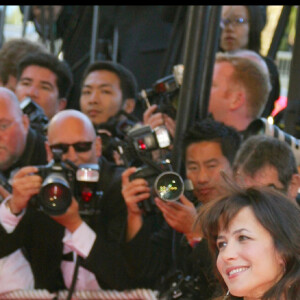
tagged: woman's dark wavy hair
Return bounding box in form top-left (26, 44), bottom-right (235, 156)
top-left (195, 184), bottom-right (300, 300)
top-left (246, 6), bottom-right (266, 53)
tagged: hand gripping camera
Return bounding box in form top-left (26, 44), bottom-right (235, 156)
top-left (130, 160), bottom-right (185, 213)
top-left (138, 65), bottom-right (184, 120)
top-left (32, 150), bottom-right (101, 216)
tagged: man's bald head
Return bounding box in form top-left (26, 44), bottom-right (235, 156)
top-left (48, 109), bottom-right (96, 142)
top-left (47, 110), bottom-right (101, 166)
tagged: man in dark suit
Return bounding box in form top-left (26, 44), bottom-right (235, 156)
top-left (0, 87), bottom-right (47, 293)
top-left (0, 109), bottom-right (132, 292)
top-left (121, 119), bottom-right (242, 299)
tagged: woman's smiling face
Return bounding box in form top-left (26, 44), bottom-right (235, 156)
top-left (216, 206), bottom-right (285, 299)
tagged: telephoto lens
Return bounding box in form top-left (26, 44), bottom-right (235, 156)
top-left (39, 173), bottom-right (72, 216)
top-left (154, 171), bottom-right (184, 202)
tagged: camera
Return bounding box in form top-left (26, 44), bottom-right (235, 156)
top-left (116, 124), bottom-right (185, 214)
top-left (129, 160), bottom-right (184, 214)
top-left (245, 117), bottom-right (300, 166)
top-left (95, 110), bottom-right (139, 163)
top-left (116, 124), bottom-right (172, 167)
top-left (32, 149), bottom-right (101, 217)
top-left (138, 65), bottom-right (184, 120)
top-left (129, 124), bottom-right (172, 153)
top-left (19, 97), bottom-right (49, 135)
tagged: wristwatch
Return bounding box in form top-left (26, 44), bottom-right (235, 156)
top-left (5, 196), bottom-right (23, 216)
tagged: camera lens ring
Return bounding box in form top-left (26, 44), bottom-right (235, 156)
top-left (39, 174), bottom-right (72, 216)
top-left (154, 171), bottom-right (184, 202)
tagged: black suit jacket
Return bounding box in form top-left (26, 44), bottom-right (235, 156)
top-left (0, 157), bottom-right (133, 292)
top-left (121, 213), bottom-right (221, 299)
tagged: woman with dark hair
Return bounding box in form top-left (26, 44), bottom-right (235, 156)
top-left (196, 187), bottom-right (300, 299)
top-left (219, 5), bottom-right (280, 119)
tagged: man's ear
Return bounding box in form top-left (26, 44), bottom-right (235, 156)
top-left (45, 141), bottom-right (53, 163)
top-left (22, 114), bottom-right (30, 133)
top-left (229, 85), bottom-right (246, 111)
top-left (58, 98), bottom-right (67, 111)
top-left (95, 136), bottom-right (102, 158)
top-left (123, 98), bottom-right (135, 114)
top-left (287, 173), bottom-right (300, 200)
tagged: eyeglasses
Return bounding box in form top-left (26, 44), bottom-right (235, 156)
top-left (50, 141), bottom-right (93, 154)
top-left (220, 17), bottom-right (248, 28)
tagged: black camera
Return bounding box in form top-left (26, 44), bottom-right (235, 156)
top-left (138, 65), bottom-right (184, 120)
top-left (129, 125), bottom-right (172, 153)
top-left (129, 160), bottom-right (184, 214)
top-left (94, 110), bottom-right (139, 163)
top-left (19, 97), bottom-right (49, 135)
top-left (116, 124), bottom-right (172, 167)
top-left (116, 124), bottom-right (183, 214)
top-left (32, 150), bottom-right (101, 216)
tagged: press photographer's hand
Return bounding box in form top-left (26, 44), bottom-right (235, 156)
top-left (121, 167), bottom-right (150, 241)
top-left (9, 166), bottom-right (42, 215)
top-left (122, 167), bottom-right (150, 215)
top-left (155, 194), bottom-right (197, 235)
top-left (143, 104), bottom-right (176, 138)
top-left (51, 197), bottom-right (83, 233)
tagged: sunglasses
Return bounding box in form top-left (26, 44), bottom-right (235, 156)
top-left (50, 141), bottom-right (93, 154)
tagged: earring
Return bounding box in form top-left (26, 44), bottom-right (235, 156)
top-left (223, 290), bottom-right (230, 299)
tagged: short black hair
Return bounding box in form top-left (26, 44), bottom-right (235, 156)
top-left (182, 118), bottom-right (242, 165)
top-left (17, 52), bottom-right (73, 99)
top-left (81, 60), bottom-right (138, 103)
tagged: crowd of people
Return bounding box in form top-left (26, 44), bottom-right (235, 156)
top-left (0, 5), bottom-right (299, 300)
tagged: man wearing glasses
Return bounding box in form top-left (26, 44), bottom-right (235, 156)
top-left (0, 87), bottom-right (47, 293)
top-left (0, 109), bottom-right (133, 292)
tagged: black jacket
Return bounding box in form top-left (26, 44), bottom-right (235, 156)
top-left (2, 127), bottom-right (48, 180)
top-left (0, 157), bottom-right (132, 292)
top-left (122, 213), bottom-right (221, 299)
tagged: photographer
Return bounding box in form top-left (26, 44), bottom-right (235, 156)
top-left (79, 60), bottom-right (139, 164)
top-left (0, 110), bottom-right (133, 292)
top-left (0, 87), bottom-right (48, 293)
top-left (121, 119), bottom-right (241, 299)
top-left (143, 104), bottom-right (176, 140)
top-left (15, 51), bottom-right (73, 121)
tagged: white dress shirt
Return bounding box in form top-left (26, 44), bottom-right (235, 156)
top-left (0, 198), bottom-right (100, 291)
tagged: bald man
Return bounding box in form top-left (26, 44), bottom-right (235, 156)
top-left (0, 109), bottom-right (133, 292)
top-left (46, 109), bottom-right (101, 166)
top-left (0, 87), bottom-right (47, 292)
top-left (0, 87), bottom-right (47, 178)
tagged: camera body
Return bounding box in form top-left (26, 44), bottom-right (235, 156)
top-left (95, 111), bottom-right (138, 163)
top-left (19, 97), bottom-right (49, 135)
top-left (129, 125), bottom-right (172, 153)
top-left (138, 65), bottom-right (184, 120)
top-left (116, 122), bottom-right (183, 214)
top-left (32, 150), bottom-right (101, 216)
top-left (129, 160), bottom-right (184, 214)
